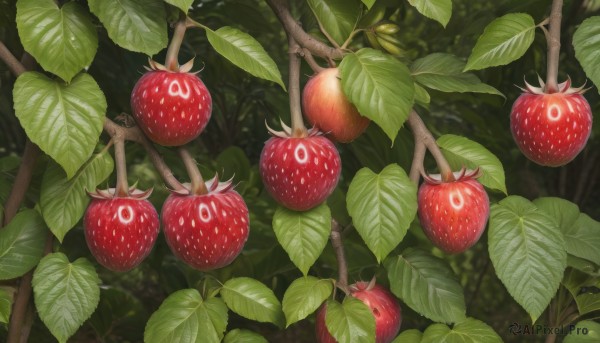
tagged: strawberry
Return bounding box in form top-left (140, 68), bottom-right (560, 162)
top-left (161, 175), bottom-right (249, 271)
top-left (302, 68), bottom-right (370, 143)
top-left (130, 60), bottom-right (212, 146)
top-left (510, 78), bottom-right (592, 167)
top-left (418, 168), bottom-right (489, 254)
top-left (259, 127), bottom-right (341, 211)
top-left (84, 188), bottom-right (159, 272)
top-left (316, 280), bottom-right (402, 343)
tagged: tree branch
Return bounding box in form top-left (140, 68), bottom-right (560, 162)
top-left (544, 0), bottom-right (564, 92)
top-left (300, 48), bottom-right (325, 73)
top-left (287, 35), bottom-right (307, 136)
top-left (0, 41), bottom-right (26, 76)
top-left (330, 219), bottom-right (349, 294)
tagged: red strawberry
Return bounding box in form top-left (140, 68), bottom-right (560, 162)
top-left (510, 78), bottom-right (592, 167)
top-left (418, 168), bottom-right (489, 254)
top-left (316, 280), bottom-right (402, 343)
top-left (259, 127), bottom-right (341, 211)
top-left (161, 176), bottom-right (249, 271)
top-left (130, 60), bottom-right (212, 146)
top-left (302, 68), bottom-right (370, 143)
top-left (84, 188), bottom-right (159, 272)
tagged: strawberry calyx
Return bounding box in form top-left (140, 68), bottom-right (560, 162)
top-left (145, 57), bottom-right (197, 74)
top-left (87, 187), bottom-right (153, 200)
top-left (349, 277), bottom-right (377, 293)
top-left (421, 167), bottom-right (481, 185)
top-left (518, 76), bottom-right (588, 95)
top-left (265, 119), bottom-right (323, 139)
top-left (167, 174), bottom-right (235, 196)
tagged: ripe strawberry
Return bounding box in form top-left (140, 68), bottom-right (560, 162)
top-left (84, 188), bottom-right (159, 272)
top-left (510, 78), bottom-right (592, 167)
top-left (130, 60), bottom-right (212, 146)
top-left (161, 176), bottom-right (249, 271)
top-left (316, 280), bottom-right (402, 343)
top-left (260, 128), bottom-right (341, 211)
top-left (302, 68), bottom-right (370, 143)
top-left (418, 168), bottom-right (489, 254)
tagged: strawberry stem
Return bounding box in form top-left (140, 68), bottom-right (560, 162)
top-left (287, 35), bottom-right (308, 137)
top-left (178, 147), bottom-right (208, 195)
top-left (331, 219), bottom-right (349, 295)
top-left (114, 137), bottom-right (129, 197)
top-left (544, 0), bottom-right (563, 93)
top-left (164, 13), bottom-right (188, 72)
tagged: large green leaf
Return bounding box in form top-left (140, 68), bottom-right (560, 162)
top-left (420, 318), bottom-right (502, 343)
top-left (576, 293), bottom-right (600, 315)
top-left (437, 134), bottom-right (506, 194)
top-left (40, 151), bottom-right (114, 242)
top-left (385, 248), bottom-right (466, 324)
top-left (573, 16), bottom-right (600, 94)
top-left (205, 26), bottom-right (285, 90)
top-left (339, 48), bottom-right (414, 142)
top-left (272, 204), bottom-right (331, 275)
top-left (223, 329), bottom-right (268, 343)
top-left (88, 0), bottom-right (167, 55)
top-left (282, 276), bottom-right (334, 327)
top-left (464, 13), bottom-right (536, 71)
top-left (164, 0), bottom-right (194, 14)
top-left (145, 289), bottom-right (228, 343)
top-left (407, 0), bottom-right (452, 27)
top-left (16, 0), bottom-right (97, 82)
top-left (361, 0), bottom-right (375, 9)
top-left (13, 72), bottom-right (107, 179)
top-left (0, 210), bottom-right (47, 280)
top-left (0, 287), bottom-right (14, 323)
top-left (325, 298), bottom-right (376, 343)
top-left (563, 321), bottom-right (600, 343)
top-left (488, 196), bottom-right (567, 323)
top-left (347, 164), bottom-right (417, 262)
top-left (307, 0), bottom-right (361, 46)
top-left (392, 329), bottom-right (422, 343)
top-left (534, 197), bottom-right (600, 265)
top-left (220, 277), bottom-right (284, 327)
top-left (32, 253), bottom-right (101, 343)
top-left (411, 53), bottom-right (503, 97)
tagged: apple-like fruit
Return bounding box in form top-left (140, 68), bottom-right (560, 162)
top-left (316, 281), bottom-right (402, 343)
top-left (302, 68), bottom-right (370, 143)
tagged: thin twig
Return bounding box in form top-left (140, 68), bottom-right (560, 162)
top-left (178, 147), bottom-right (208, 195)
top-left (287, 35), bottom-right (307, 136)
top-left (300, 48), bottom-right (325, 73)
top-left (330, 219), bottom-right (349, 294)
top-left (164, 13), bottom-right (188, 71)
top-left (113, 138), bottom-right (129, 196)
top-left (544, 0), bottom-right (564, 92)
top-left (409, 141), bottom-right (426, 184)
top-left (0, 41), bottom-right (26, 76)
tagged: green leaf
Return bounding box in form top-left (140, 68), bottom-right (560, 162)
top-left (385, 248), bottom-right (466, 324)
top-left (414, 83), bottom-right (431, 107)
top-left (220, 277), bottom-right (284, 327)
top-left (576, 293), bottom-right (600, 315)
top-left (573, 16), bottom-right (600, 94)
top-left (437, 134), bottom-right (507, 194)
top-left (0, 210), bottom-right (47, 280)
top-left (564, 320), bottom-right (600, 343)
top-left (0, 287), bottom-right (14, 324)
top-left (325, 298), bottom-right (376, 343)
top-left (420, 318), bottom-right (502, 343)
top-left (16, 0), bottom-right (98, 82)
top-left (392, 329), bottom-right (422, 343)
top-left (13, 72), bottom-right (107, 179)
top-left (488, 196), bottom-right (567, 323)
top-left (567, 255), bottom-right (600, 276)
top-left (272, 203), bottom-right (331, 275)
top-left (411, 53), bottom-right (503, 97)
top-left (282, 276), bottom-right (334, 327)
top-left (88, 0), bottom-right (167, 55)
top-left (407, 0), bottom-right (452, 27)
top-left (223, 329), bottom-right (268, 343)
top-left (361, 0), bottom-right (375, 10)
top-left (205, 26), bottom-right (285, 90)
top-left (164, 0), bottom-right (194, 14)
top-left (339, 48), bottom-right (414, 142)
top-left (307, 0), bottom-right (361, 46)
top-left (464, 13), bottom-right (536, 71)
top-left (40, 151), bottom-right (114, 242)
top-left (32, 253), bottom-right (101, 343)
top-left (347, 164), bottom-right (417, 262)
top-left (145, 289), bottom-right (228, 343)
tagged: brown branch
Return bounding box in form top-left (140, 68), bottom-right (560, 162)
top-left (409, 141), bottom-right (426, 184)
top-left (265, 0), bottom-right (344, 60)
top-left (0, 41), bottom-right (26, 76)
top-left (2, 141), bottom-right (40, 227)
top-left (287, 35), bottom-right (307, 136)
top-left (113, 138), bottom-right (129, 197)
top-left (330, 219), bottom-right (349, 294)
top-left (544, 0), bottom-right (564, 92)
top-left (406, 110), bottom-right (454, 182)
top-left (164, 13), bottom-right (188, 71)
top-left (178, 147), bottom-right (207, 195)
top-left (300, 48), bottom-right (325, 73)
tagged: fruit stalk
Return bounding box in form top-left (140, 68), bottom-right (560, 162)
top-left (301, 48), bottom-right (325, 73)
top-left (178, 147), bottom-right (208, 195)
top-left (330, 219), bottom-right (349, 294)
top-left (409, 141), bottom-right (426, 184)
top-left (164, 13), bottom-right (189, 72)
top-left (113, 137), bottom-right (129, 197)
top-left (544, 0), bottom-right (564, 93)
top-left (287, 35), bottom-right (308, 136)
